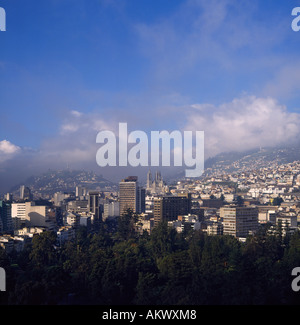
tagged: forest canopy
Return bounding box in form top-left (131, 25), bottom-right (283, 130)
top-left (1, 210), bottom-right (300, 305)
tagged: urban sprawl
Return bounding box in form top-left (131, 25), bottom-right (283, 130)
top-left (1, 160), bottom-right (300, 252)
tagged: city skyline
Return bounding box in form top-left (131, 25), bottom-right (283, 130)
top-left (1, 1), bottom-right (300, 193)
top-left (2, 153), bottom-right (300, 305)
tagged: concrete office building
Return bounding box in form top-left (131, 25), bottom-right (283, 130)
top-left (19, 185), bottom-right (33, 201)
top-left (0, 200), bottom-right (13, 233)
top-left (87, 191), bottom-right (101, 221)
top-left (11, 202), bottom-right (55, 230)
top-left (12, 202), bottom-right (31, 222)
top-left (103, 201), bottom-right (120, 220)
top-left (221, 206), bottom-right (258, 239)
top-left (75, 186), bottom-right (87, 198)
top-left (119, 176), bottom-right (145, 215)
top-left (153, 193), bottom-right (191, 226)
top-left (68, 200), bottom-right (88, 213)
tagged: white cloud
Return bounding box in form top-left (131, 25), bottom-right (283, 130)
top-left (1, 95), bottom-right (300, 194)
top-left (42, 110), bottom-right (119, 170)
top-left (61, 123), bottom-right (80, 133)
top-left (70, 110), bottom-right (83, 117)
top-left (0, 140), bottom-right (20, 155)
top-left (60, 110), bottom-right (115, 135)
top-left (184, 96), bottom-right (300, 158)
top-left (42, 98), bottom-right (300, 168)
top-left (0, 140), bottom-right (21, 163)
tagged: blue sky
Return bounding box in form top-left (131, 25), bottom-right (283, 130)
top-left (1, 0), bottom-right (300, 191)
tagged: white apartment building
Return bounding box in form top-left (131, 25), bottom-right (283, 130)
top-left (11, 202), bottom-right (55, 230)
top-left (276, 215), bottom-right (297, 228)
top-left (103, 201), bottom-right (120, 221)
top-left (66, 212), bottom-right (80, 227)
top-left (11, 202), bottom-right (31, 221)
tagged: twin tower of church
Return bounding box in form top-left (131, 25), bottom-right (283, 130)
top-left (146, 170), bottom-right (168, 194)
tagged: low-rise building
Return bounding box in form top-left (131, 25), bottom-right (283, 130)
top-left (57, 226), bottom-right (76, 245)
top-left (206, 221), bottom-right (223, 236)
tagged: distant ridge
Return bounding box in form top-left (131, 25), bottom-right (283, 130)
top-left (7, 144), bottom-right (300, 197)
top-left (9, 169), bottom-right (117, 198)
top-left (204, 145), bottom-right (300, 175)
top-left (165, 144), bottom-right (300, 183)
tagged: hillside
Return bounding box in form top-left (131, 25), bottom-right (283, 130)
top-left (204, 145), bottom-right (300, 176)
top-left (8, 144), bottom-right (300, 197)
top-left (165, 144), bottom-right (300, 183)
top-left (10, 169), bottom-right (117, 198)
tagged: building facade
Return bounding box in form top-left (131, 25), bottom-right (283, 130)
top-left (146, 170), bottom-right (167, 194)
top-left (0, 201), bottom-right (13, 233)
top-left (221, 206), bottom-right (258, 238)
top-left (153, 193), bottom-right (191, 226)
top-left (87, 191), bottom-right (102, 221)
top-left (119, 176), bottom-right (145, 215)
top-left (19, 185), bottom-right (33, 201)
top-left (11, 202), bottom-right (55, 230)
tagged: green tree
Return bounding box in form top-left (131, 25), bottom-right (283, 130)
top-left (29, 231), bottom-right (57, 268)
top-left (158, 250), bottom-right (194, 304)
top-left (0, 247), bottom-right (10, 269)
top-left (101, 239), bottom-right (142, 304)
top-left (117, 208), bottom-right (138, 241)
top-left (149, 221), bottom-right (178, 259)
top-left (134, 272), bottom-right (161, 305)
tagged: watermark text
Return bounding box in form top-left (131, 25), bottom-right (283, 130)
top-left (96, 123), bottom-right (204, 177)
top-left (0, 267), bottom-right (6, 291)
top-left (292, 7), bottom-right (300, 32)
top-left (0, 7), bottom-right (6, 32)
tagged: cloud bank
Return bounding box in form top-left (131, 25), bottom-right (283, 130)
top-left (1, 94), bottom-right (299, 193)
top-left (184, 96), bottom-right (300, 157)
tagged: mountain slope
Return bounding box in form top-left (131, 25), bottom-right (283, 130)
top-left (10, 169), bottom-right (117, 198)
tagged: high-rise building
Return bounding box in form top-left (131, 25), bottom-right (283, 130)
top-left (138, 187), bottom-right (146, 214)
top-left (53, 192), bottom-right (71, 207)
top-left (221, 206), bottom-right (258, 238)
top-left (87, 191), bottom-right (102, 221)
top-left (19, 185), bottom-right (33, 201)
top-left (119, 176), bottom-right (145, 215)
top-left (146, 170), bottom-right (152, 190)
top-left (0, 201), bottom-right (12, 233)
top-left (76, 186), bottom-right (87, 198)
top-left (4, 193), bottom-right (13, 201)
top-left (103, 201), bottom-right (120, 221)
top-left (153, 193), bottom-right (191, 226)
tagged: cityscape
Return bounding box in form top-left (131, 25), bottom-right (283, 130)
top-left (1, 157), bottom-right (300, 304)
top-left (2, 0), bottom-right (300, 314)
top-left (3, 156), bottom-right (300, 243)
